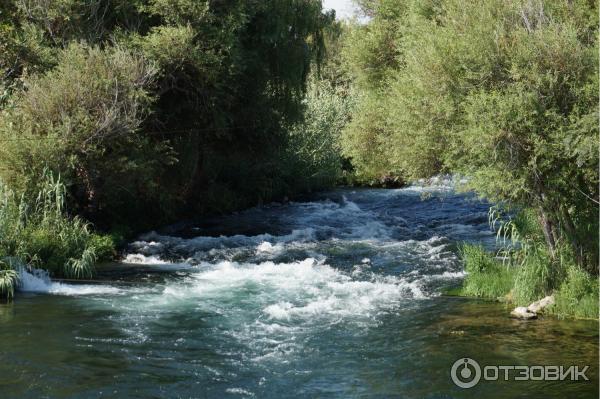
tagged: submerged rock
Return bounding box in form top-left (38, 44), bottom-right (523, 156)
top-left (527, 295), bottom-right (555, 314)
top-left (510, 306), bottom-right (538, 320)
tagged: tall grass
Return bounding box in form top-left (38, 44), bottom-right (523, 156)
top-left (0, 172), bottom-right (115, 300)
top-left (0, 260), bottom-right (19, 300)
top-left (550, 263), bottom-right (599, 319)
top-left (511, 247), bottom-right (557, 305)
top-left (459, 244), bottom-right (514, 299)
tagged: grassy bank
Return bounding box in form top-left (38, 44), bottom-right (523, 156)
top-left (0, 173), bottom-right (115, 300)
top-left (456, 206), bottom-right (598, 320)
top-left (458, 243), bottom-right (598, 320)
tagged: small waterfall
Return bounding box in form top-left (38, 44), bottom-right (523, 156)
top-left (17, 266), bottom-right (121, 296)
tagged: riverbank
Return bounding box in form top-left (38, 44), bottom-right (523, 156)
top-left (455, 242), bottom-right (598, 320)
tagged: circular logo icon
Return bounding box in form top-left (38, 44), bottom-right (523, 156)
top-left (451, 358), bottom-right (481, 388)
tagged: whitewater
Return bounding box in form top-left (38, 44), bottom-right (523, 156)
top-left (4, 179), bottom-right (597, 398)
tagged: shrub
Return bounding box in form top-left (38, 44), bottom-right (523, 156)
top-left (550, 264), bottom-right (599, 319)
top-left (284, 78), bottom-right (353, 190)
top-left (0, 260), bottom-right (19, 300)
top-left (88, 234), bottom-right (117, 262)
top-left (460, 209), bottom-right (598, 319)
top-left (511, 247), bottom-right (558, 306)
top-left (0, 43), bottom-right (173, 225)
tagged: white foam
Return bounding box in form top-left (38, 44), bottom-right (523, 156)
top-left (155, 258), bottom-right (424, 323)
top-left (256, 241), bottom-right (284, 255)
top-left (423, 271), bottom-right (466, 281)
top-left (123, 254), bottom-right (169, 265)
top-left (17, 267), bottom-right (121, 296)
top-left (291, 199), bottom-right (393, 240)
top-left (127, 240), bottom-right (164, 255)
top-left (131, 228), bottom-right (316, 257)
top-left (226, 388), bottom-right (255, 397)
top-left (121, 254), bottom-right (194, 270)
top-left (403, 175), bottom-right (462, 194)
top-left (124, 198), bottom-right (401, 265)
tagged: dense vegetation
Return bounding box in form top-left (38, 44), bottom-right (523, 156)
top-left (338, 0), bottom-right (598, 318)
top-left (0, 0), bottom-right (597, 318)
top-left (0, 172), bottom-right (115, 299)
top-left (0, 0), bottom-right (338, 229)
top-left (0, 0), bottom-right (347, 297)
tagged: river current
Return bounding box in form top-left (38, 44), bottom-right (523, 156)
top-left (1, 179), bottom-right (597, 398)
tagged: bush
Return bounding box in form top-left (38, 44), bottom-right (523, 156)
top-left (0, 43), bottom-right (173, 226)
top-left (0, 260), bottom-right (19, 300)
top-left (341, 0), bottom-right (598, 274)
top-left (284, 79), bottom-right (353, 190)
top-left (459, 216), bottom-right (598, 319)
top-left (88, 234), bottom-right (117, 262)
top-left (550, 264), bottom-right (599, 319)
top-left (459, 244), bottom-right (514, 299)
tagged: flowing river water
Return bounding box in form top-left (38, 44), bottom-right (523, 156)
top-left (1, 181), bottom-right (598, 398)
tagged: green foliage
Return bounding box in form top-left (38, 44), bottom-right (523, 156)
top-left (489, 208), bottom-right (563, 306)
top-left (459, 244), bottom-right (514, 299)
top-left (88, 234), bottom-right (117, 261)
top-left (284, 78), bottom-right (353, 190)
top-left (0, 43), bottom-right (175, 225)
top-left (0, 1), bottom-right (336, 230)
top-left (340, 90), bottom-right (396, 182)
top-left (12, 0), bottom-right (143, 45)
top-left (551, 264), bottom-right (599, 319)
top-left (511, 248), bottom-right (557, 305)
top-left (0, 173), bottom-right (115, 286)
top-left (341, 0), bottom-right (598, 272)
top-left (0, 260), bottom-right (19, 300)
top-left (338, 0), bottom-right (409, 182)
top-left (460, 207), bottom-right (598, 319)
top-left (144, 0), bottom-right (210, 25)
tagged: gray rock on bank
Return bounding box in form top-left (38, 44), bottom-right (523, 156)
top-left (510, 295), bottom-right (555, 320)
top-left (511, 306), bottom-right (537, 319)
top-left (527, 295), bottom-right (555, 313)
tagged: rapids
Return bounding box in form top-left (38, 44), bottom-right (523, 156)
top-left (1, 179), bottom-right (597, 398)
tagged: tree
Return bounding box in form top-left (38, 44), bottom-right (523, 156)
top-left (0, 43), bottom-right (173, 225)
top-left (341, 0), bottom-right (598, 270)
top-left (0, 0), bottom-right (335, 227)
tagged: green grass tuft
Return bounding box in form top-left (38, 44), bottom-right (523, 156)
top-left (459, 244), bottom-right (514, 299)
top-left (460, 208), bottom-right (598, 319)
top-left (0, 172), bottom-right (116, 300)
top-left (550, 264), bottom-right (599, 319)
top-left (511, 247), bottom-right (558, 306)
top-left (0, 261), bottom-right (19, 300)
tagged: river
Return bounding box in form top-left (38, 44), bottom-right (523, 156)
top-left (1, 180), bottom-right (598, 398)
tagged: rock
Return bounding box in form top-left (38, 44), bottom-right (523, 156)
top-left (377, 175), bottom-right (405, 188)
top-left (510, 306), bottom-right (537, 320)
top-left (527, 295), bottom-right (555, 313)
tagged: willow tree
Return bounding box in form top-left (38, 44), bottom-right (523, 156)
top-left (111, 0), bottom-right (334, 216)
top-left (341, 0), bottom-right (598, 270)
top-left (0, 0), bottom-right (334, 226)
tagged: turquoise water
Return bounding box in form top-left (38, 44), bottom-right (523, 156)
top-left (1, 182), bottom-right (598, 398)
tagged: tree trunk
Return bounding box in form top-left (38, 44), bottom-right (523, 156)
top-left (75, 165), bottom-right (98, 217)
top-left (559, 205), bottom-right (585, 267)
top-left (534, 178), bottom-right (559, 259)
top-left (538, 207), bottom-right (557, 258)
